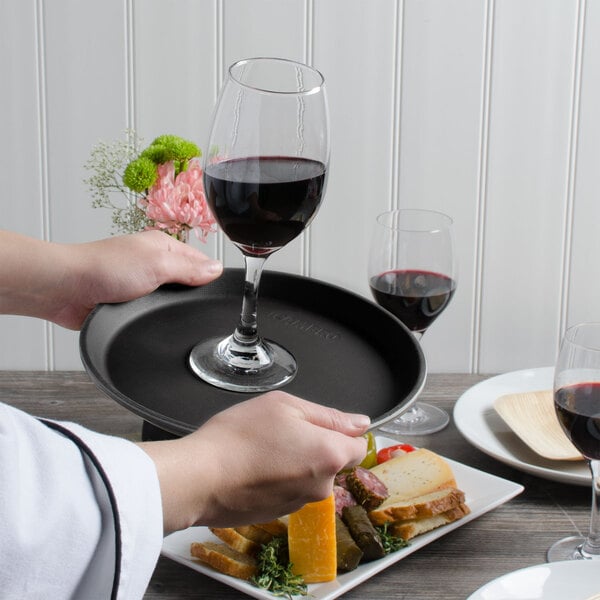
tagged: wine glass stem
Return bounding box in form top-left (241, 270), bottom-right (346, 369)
top-left (403, 330), bottom-right (425, 417)
top-left (584, 459), bottom-right (600, 556)
top-left (232, 255), bottom-right (267, 348)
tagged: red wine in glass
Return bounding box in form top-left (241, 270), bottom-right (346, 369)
top-left (555, 383), bottom-right (600, 460)
top-left (369, 269), bottom-right (456, 334)
top-left (204, 156), bottom-right (326, 256)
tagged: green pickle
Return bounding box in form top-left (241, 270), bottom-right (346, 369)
top-left (359, 431), bottom-right (377, 469)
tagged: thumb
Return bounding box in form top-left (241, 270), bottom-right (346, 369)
top-left (162, 248), bottom-right (223, 287)
top-left (287, 395), bottom-right (371, 436)
top-left (184, 257), bottom-right (223, 286)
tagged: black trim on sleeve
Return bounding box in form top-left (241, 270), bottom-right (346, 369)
top-left (39, 419), bottom-right (122, 600)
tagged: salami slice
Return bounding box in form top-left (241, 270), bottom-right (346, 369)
top-left (334, 484), bottom-right (357, 516)
top-left (334, 471), bottom-right (349, 489)
top-left (346, 466), bottom-right (389, 511)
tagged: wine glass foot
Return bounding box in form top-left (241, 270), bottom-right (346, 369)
top-left (188, 335), bottom-right (297, 393)
top-left (379, 402), bottom-right (449, 436)
top-left (547, 536), bottom-right (588, 562)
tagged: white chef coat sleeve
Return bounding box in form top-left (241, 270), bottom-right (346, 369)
top-left (0, 402), bottom-right (164, 600)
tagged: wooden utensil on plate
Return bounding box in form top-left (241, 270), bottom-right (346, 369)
top-left (494, 390), bottom-right (583, 461)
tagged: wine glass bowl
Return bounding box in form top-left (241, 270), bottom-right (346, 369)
top-left (203, 156), bottom-right (326, 258)
top-left (547, 322), bottom-right (600, 562)
top-left (189, 58), bottom-right (329, 392)
top-left (368, 209), bottom-right (457, 435)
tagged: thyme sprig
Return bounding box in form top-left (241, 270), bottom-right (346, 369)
top-left (251, 537), bottom-right (308, 599)
top-left (376, 522), bottom-right (409, 554)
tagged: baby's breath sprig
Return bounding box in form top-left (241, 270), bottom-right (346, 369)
top-left (84, 129), bottom-right (151, 235)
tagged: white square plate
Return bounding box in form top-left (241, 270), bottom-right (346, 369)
top-left (161, 436), bottom-right (523, 600)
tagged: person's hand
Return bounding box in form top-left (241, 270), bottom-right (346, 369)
top-left (57, 231), bottom-right (223, 329)
top-left (0, 230), bottom-right (222, 329)
top-left (139, 391), bottom-right (370, 533)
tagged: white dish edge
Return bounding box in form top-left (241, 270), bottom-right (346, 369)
top-left (467, 559), bottom-right (600, 600)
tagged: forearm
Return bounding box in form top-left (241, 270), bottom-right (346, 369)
top-left (0, 229), bottom-right (224, 330)
top-left (0, 230), bottom-right (78, 326)
top-left (137, 436), bottom-right (219, 535)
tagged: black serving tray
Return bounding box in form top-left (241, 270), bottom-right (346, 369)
top-left (79, 269), bottom-right (426, 436)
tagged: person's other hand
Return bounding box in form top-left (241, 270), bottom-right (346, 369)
top-left (139, 391), bottom-right (370, 533)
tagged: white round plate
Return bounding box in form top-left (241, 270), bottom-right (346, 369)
top-left (467, 560), bottom-right (600, 600)
top-left (454, 367), bottom-right (590, 486)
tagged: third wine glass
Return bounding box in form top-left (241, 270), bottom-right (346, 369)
top-left (368, 209), bottom-right (457, 435)
top-left (548, 322), bottom-right (600, 561)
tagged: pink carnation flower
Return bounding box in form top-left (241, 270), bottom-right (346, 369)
top-left (140, 158), bottom-right (216, 241)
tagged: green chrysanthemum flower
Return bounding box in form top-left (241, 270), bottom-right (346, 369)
top-left (139, 135), bottom-right (201, 176)
top-left (122, 156), bottom-right (158, 192)
top-left (140, 144), bottom-right (171, 165)
top-left (141, 135), bottom-right (199, 162)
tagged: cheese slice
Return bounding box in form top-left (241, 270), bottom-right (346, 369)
top-left (288, 494), bottom-right (337, 583)
top-left (369, 448), bottom-right (457, 506)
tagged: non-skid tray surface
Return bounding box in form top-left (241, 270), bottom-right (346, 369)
top-left (80, 269), bottom-right (425, 435)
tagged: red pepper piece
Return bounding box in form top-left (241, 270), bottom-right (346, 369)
top-left (376, 443), bottom-right (416, 464)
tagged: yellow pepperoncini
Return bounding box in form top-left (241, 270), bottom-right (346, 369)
top-left (359, 431), bottom-right (377, 469)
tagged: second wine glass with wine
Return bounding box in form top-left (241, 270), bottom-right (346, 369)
top-left (189, 57), bottom-right (329, 392)
top-left (368, 208), bottom-right (457, 435)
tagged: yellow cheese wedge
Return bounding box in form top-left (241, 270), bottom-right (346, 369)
top-left (288, 494), bottom-right (337, 583)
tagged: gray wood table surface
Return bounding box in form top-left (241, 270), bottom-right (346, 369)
top-left (0, 371), bottom-right (591, 599)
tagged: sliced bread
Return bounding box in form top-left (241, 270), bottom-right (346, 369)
top-left (254, 518), bottom-right (288, 537)
top-left (209, 527), bottom-right (261, 556)
top-left (368, 487), bottom-right (466, 525)
top-left (369, 448), bottom-right (457, 507)
top-left (190, 541), bottom-right (258, 580)
top-left (388, 503), bottom-right (471, 541)
top-left (234, 524), bottom-right (275, 546)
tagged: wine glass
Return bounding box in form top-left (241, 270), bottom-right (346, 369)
top-left (368, 209), bottom-right (457, 435)
top-left (548, 322), bottom-right (600, 561)
top-left (189, 57), bottom-right (329, 392)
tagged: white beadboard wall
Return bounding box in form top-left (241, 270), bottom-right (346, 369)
top-left (1, 0), bottom-right (599, 375)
